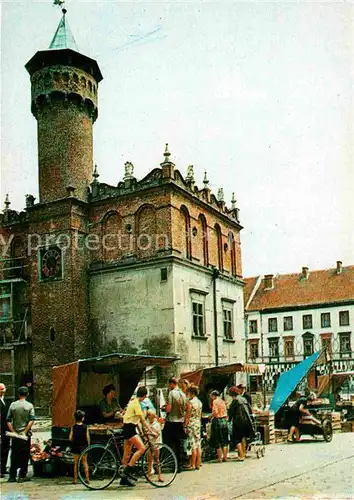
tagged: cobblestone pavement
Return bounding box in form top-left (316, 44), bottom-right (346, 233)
top-left (1, 433), bottom-right (353, 500)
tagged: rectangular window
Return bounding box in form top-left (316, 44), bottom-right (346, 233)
top-left (339, 311), bottom-right (350, 327)
top-left (303, 335), bottom-right (314, 356)
top-left (222, 306), bottom-right (233, 340)
top-left (192, 301), bottom-right (205, 337)
top-left (249, 320), bottom-right (258, 334)
top-left (268, 318), bottom-right (278, 333)
top-left (339, 333), bottom-right (351, 353)
top-left (283, 316), bottom-right (293, 331)
top-left (268, 338), bottom-right (279, 357)
top-left (302, 314), bottom-right (313, 329)
top-left (321, 312), bottom-right (331, 328)
top-left (249, 341), bottom-right (259, 359)
top-left (284, 338), bottom-right (294, 357)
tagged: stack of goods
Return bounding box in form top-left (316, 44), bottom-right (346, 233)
top-left (274, 429), bottom-right (288, 443)
top-left (89, 423), bottom-right (123, 434)
top-left (330, 412), bottom-right (341, 432)
top-left (30, 439), bottom-right (66, 477)
top-left (341, 420), bottom-right (354, 432)
top-left (254, 410), bottom-right (275, 444)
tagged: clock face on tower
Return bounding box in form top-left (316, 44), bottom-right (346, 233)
top-left (40, 247), bottom-right (62, 280)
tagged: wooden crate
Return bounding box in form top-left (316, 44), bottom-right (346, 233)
top-left (341, 421), bottom-right (354, 433)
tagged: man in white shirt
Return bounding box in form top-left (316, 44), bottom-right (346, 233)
top-left (162, 377), bottom-right (186, 473)
top-left (6, 386), bottom-right (35, 482)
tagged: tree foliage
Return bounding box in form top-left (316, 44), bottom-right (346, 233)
top-left (140, 334), bottom-right (172, 357)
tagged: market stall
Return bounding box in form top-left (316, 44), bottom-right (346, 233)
top-left (181, 362), bottom-right (266, 411)
top-left (51, 352), bottom-right (177, 446)
top-left (317, 371), bottom-right (354, 421)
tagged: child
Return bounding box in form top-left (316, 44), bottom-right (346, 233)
top-left (69, 410), bottom-right (90, 485)
top-left (146, 409), bottom-right (164, 483)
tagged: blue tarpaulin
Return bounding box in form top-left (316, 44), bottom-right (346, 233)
top-left (269, 351), bottom-right (322, 414)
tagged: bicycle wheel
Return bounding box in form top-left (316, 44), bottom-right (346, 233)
top-left (78, 444), bottom-right (118, 490)
top-left (142, 443), bottom-right (177, 488)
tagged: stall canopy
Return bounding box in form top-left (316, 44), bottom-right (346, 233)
top-left (181, 362), bottom-right (266, 411)
top-left (269, 351), bottom-right (322, 415)
top-left (317, 371), bottom-right (354, 397)
top-left (181, 362), bottom-right (266, 387)
top-left (52, 353), bottom-right (177, 427)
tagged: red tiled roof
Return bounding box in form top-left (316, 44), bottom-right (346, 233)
top-left (243, 276), bottom-right (259, 308)
top-left (244, 265), bottom-right (354, 311)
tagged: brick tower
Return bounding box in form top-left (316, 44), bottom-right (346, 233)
top-left (25, 9), bottom-right (103, 203)
top-left (23, 10), bottom-right (103, 410)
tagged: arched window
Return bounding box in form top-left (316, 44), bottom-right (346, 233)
top-left (136, 204), bottom-right (157, 258)
top-left (199, 214), bottom-right (208, 266)
top-left (215, 224), bottom-right (223, 270)
top-left (102, 211), bottom-right (122, 261)
top-left (11, 237), bottom-right (23, 258)
top-left (180, 205), bottom-right (192, 260)
top-left (229, 232), bottom-right (237, 276)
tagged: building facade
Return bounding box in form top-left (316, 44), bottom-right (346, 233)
top-left (0, 11), bottom-right (245, 410)
top-left (244, 263), bottom-right (354, 390)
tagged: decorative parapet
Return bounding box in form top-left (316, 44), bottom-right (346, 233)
top-left (89, 145), bottom-right (241, 225)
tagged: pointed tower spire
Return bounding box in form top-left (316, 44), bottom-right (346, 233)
top-left (4, 194), bottom-right (10, 211)
top-left (162, 143), bottom-right (171, 164)
top-left (231, 192), bottom-right (237, 209)
top-left (49, 8), bottom-right (78, 51)
top-left (92, 164), bottom-right (99, 183)
top-left (203, 171), bottom-right (209, 189)
top-left (161, 143), bottom-right (175, 179)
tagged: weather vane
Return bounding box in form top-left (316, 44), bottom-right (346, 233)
top-left (53, 0), bottom-right (66, 9)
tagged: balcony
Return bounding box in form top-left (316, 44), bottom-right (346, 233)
top-left (0, 258), bottom-right (28, 281)
top-left (0, 314), bottom-right (30, 345)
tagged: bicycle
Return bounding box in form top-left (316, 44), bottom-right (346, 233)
top-left (77, 428), bottom-right (178, 490)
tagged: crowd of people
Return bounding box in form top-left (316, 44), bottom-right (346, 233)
top-left (0, 377), bottom-right (320, 488)
top-left (115, 377), bottom-right (257, 487)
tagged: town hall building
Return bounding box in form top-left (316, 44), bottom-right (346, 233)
top-left (0, 10), bottom-right (245, 410)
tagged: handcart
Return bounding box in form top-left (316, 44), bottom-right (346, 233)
top-left (270, 350), bottom-right (333, 443)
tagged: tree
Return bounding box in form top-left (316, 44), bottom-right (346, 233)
top-left (140, 334), bottom-right (172, 357)
top-left (117, 335), bottom-right (138, 355)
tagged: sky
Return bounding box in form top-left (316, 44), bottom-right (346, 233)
top-left (1, 0), bottom-right (353, 277)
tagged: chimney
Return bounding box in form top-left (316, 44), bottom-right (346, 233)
top-left (264, 274), bottom-right (274, 290)
top-left (301, 267), bottom-right (309, 280)
top-left (336, 261), bottom-right (343, 274)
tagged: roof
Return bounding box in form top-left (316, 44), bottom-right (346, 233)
top-left (244, 265), bottom-right (354, 312)
top-left (25, 10), bottom-right (103, 83)
top-left (54, 352), bottom-right (178, 374)
top-left (49, 10), bottom-right (78, 51)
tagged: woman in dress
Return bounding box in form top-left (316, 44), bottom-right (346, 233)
top-left (184, 385), bottom-right (203, 470)
top-left (228, 385), bottom-right (254, 461)
top-left (209, 390), bottom-right (228, 463)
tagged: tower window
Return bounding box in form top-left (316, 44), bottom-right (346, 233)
top-left (161, 268), bottom-right (168, 282)
top-left (50, 328), bottom-right (55, 342)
